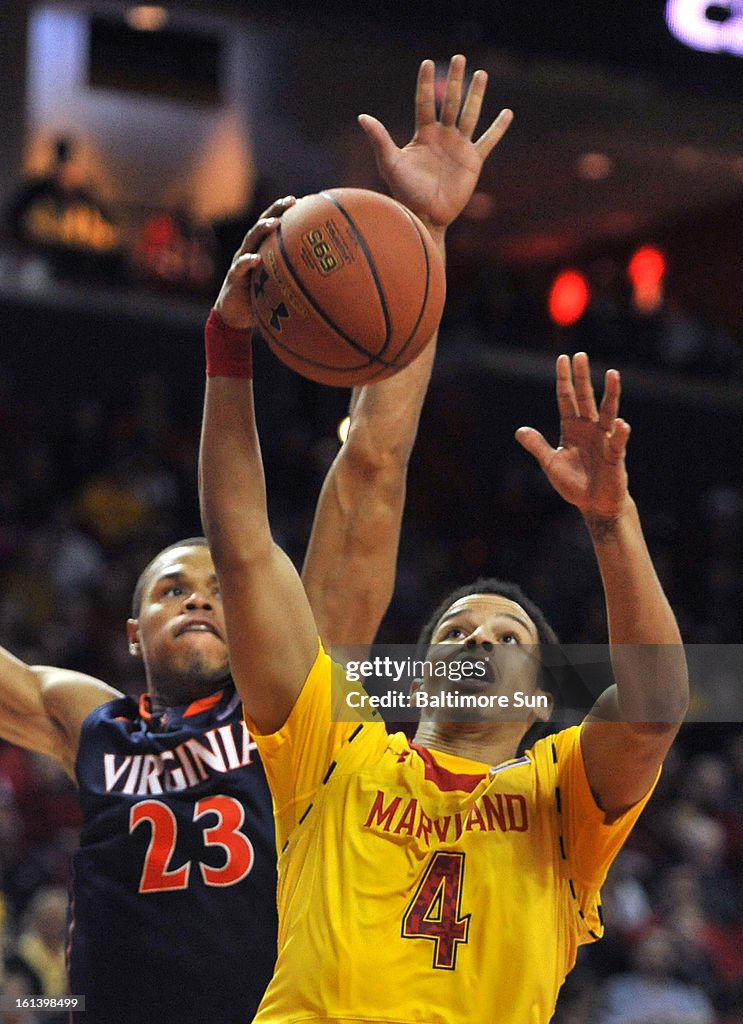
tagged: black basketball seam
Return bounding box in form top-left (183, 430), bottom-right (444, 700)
top-left (254, 307), bottom-right (383, 376)
top-left (390, 207), bottom-right (436, 364)
top-left (322, 191), bottom-right (393, 359)
top-left (276, 221), bottom-right (397, 369)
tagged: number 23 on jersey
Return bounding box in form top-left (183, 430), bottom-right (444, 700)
top-left (130, 795), bottom-right (255, 893)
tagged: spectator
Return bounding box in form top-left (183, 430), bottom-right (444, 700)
top-left (16, 888), bottom-right (68, 997)
top-left (133, 204), bottom-right (216, 295)
top-left (0, 956), bottom-right (43, 1024)
top-left (598, 926), bottom-right (715, 1024)
top-left (5, 136), bottom-right (122, 283)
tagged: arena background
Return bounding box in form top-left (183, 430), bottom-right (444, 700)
top-left (0, 1), bottom-right (742, 1021)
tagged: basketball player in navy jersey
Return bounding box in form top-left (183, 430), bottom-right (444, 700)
top-left (0, 55), bottom-right (512, 1024)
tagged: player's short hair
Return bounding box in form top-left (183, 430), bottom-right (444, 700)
top-left (131, 537), bottom-right (210, 618)
top-left (417, 577), bottom-right (559, 655)
top-left (417, 577), bottom-right (562, 753)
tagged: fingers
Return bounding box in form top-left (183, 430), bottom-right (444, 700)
top-left (415, 59), bottom-right (437, 128)
top-left (233, 219), bottom-right (277, 263)
top-left (572, 351), bottom-right (598, 420)
top-left (556, 353), bottom-right (579, 421)
top-left (458, 68), bottom-right (487, 138)
top-left (227, 252), bottom-right (261, 281)
top-left (232, 197), bottom-right (295, 263)
top-left (517, 417), bottom-right (630, 471)
top-left (606, 418), bottom-right (631, 462)
top-left (257, 195), bottom-right (296, 224)
top-left (415, 54), bottom-right (513, 150)
top-left (556, 353), bottom-right (626, 444)
top-left (474, 107), bottom-right (514, 158)
top-left (357, 113), bottom-right (397, 165)
top-left (514, 426), bottom-right (555, 469)
top-left (215, 198), bottom-right (295, 330)
top-left (598, 368), bottom-right (621, 432)
top-left (439, 53), bottom-right (466, 128)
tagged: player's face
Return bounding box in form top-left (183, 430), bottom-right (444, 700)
top-left (414, 593), bottom-right (550, 725)
top-left (127, 545), bottom-right (230, 700)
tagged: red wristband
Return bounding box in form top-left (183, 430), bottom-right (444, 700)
top-left (205, 309), bottom-right (253, 378)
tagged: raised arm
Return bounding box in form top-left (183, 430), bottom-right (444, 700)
top-left (515, 352), bottom-right (688, 817)
top-left (199, 205), bottom-right (319, 735)
top-left (303, 55), bottom-right (513, 646)
top-left (0, 645), bottom-right (119, 779)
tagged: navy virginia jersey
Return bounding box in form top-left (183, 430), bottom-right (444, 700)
top-left (70, 683), bottom-right (277, 1024)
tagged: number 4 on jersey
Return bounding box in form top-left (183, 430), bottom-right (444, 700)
top-left (402, 851), bottom-right (470, 969)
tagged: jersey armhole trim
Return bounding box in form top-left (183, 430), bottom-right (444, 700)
top-left (279, 720), bottom-right (370, 856)
top-left (551, 738), bottom-right (603, 942)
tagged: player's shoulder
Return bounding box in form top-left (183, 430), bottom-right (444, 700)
top-left (84, 692), bottom-right (138, 722)
top-left (34, 666), bottom-right (121, 750)
top-left (77, 693), bottom-right (140, 747)
top-left (523, 724), bottom-right (583, 769)
top-left (36, 666), bottom-right (123, 707)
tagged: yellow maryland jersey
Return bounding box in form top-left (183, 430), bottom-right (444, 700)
top-left (248, 647), bottom-right (658, 1024)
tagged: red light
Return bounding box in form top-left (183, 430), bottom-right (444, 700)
top-left (627, 246), bottom-right (666, 314)
top-left (628, 246), bottom-right (666, 289)
top-left (548, 270), bottom-right (590, 327)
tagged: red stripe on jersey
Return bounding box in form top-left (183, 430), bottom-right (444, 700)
top-left (138, 690), bottom-right (223, 722)
top-left (138, 693), bottom-right (153, 721)
top-left (183, 691), bottom-right (223, 717)
top-left (410, 743), bottom-right (486, 793)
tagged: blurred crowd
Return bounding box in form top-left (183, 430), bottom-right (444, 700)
top-left (3, 135), bottom-right (218, 298)
top-left (1, 165), bottom-right (743, 1021)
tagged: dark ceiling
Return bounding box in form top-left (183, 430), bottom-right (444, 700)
top-left (216, 0), bottom-right (743, 258)
top-left (217, 0), bottom-right (743, 101)
top-left (185, 0), bottom-right (743, 265)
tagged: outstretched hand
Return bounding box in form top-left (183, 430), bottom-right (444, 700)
top-left (515, 353), bottom-right (632, 521)
top-left (213, 196), bottom-right (296, 329)
top-left (357, 54), bottom-right (512, 237)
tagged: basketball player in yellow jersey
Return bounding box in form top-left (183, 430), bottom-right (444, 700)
top-left (200, 61), bottom-right (689, 1024)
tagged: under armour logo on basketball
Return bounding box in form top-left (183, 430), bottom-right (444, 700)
top-left (270, 303), bottom-right (289, 331)
top-left (254, 268), bottom-right (269, 298)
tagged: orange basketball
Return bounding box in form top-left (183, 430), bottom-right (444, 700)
top-left (250, 188), bottom-right (446, 387)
